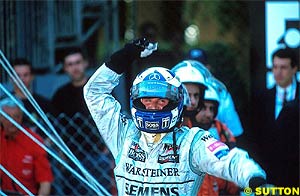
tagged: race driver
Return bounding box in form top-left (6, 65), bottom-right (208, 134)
top-left (83, 38), bottom-right (268, 196)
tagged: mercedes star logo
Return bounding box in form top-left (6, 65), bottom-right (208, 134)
top-left (148, 73), bottom-right (160, 80)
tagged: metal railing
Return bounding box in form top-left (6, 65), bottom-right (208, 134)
top-left (43, 112), bottom-right (117, 195)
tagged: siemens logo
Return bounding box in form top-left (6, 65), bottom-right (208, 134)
top-left (125, 183), bottom-right (179, 196)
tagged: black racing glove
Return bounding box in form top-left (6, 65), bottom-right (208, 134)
top-left (249, 177), bottom-right (278, 196)
top-left (106, 38), bottom-right (158, 74)
top-left (249, 177), bottom-right (267, 189)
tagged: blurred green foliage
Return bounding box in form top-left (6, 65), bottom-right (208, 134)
top-left (183, 1), bottom-right (251, 128)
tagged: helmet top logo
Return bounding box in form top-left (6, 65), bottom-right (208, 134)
top-left (148, 73), bottom-right (161, 80)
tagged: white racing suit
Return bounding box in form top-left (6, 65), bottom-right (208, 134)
top-left (83, 64), bottom-right (266, 196)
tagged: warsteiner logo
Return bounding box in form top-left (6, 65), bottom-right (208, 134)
top-left (145, 121), bottom-right (159, 130)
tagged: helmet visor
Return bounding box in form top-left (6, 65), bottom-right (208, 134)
top-left (131, 81), bottom-right (181, 102)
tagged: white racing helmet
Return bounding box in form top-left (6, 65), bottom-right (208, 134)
top-left (130, 67), bottom-right (184, 133)
top-left (204, 84), bottom-right (220, 103)
top-left (171, 60), bottom-right (211, 87)
top-left (204, 84), bottom-right (220, 117)
top-left (208, 76), bottom-right (228, 100)
top-left (171, 60), bottom-right (212, 115)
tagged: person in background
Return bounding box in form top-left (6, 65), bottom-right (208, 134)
top-left (0, 97), bottom-right (53, 195)
top-left (51, 47), bottom-right (91, 159)
top-left (187, 48), bottom-right (244, 137)
top-left (252, 47), bottom-right (299, 186)
top-left (271, 98), bottom-right (299, 186)
top-left (51, 47), bottom-right (114, 195)
top-left (52, 47), bottom-right (90, 117)
top-left (83, 38), bottom-right (269, 196)
top-left (172, 60), bottom-right (239, 196)
top-left (195, 85), bottom-right (240, 196)
top-left (195, 85), bottom-right (236, 148)
top-left (10, 58), bottom-right (53, 133)
top-left (170, 60), bottom-right (210, 128)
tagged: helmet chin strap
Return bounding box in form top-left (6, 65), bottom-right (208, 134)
top-left (142, 132), bottom-right (167, 147)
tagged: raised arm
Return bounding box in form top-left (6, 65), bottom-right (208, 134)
top-left (83, 64), bottom-right (127, 157)
top-left (83, 38), bottom-right (157, 157)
